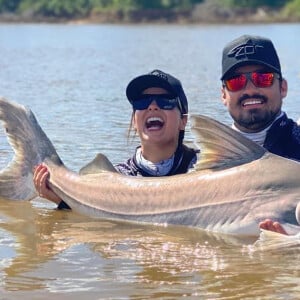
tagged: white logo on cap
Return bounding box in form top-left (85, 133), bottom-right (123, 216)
top-left (228, 44), bottom-right (263, 58)
top-left (151, 70), bottom-right (168, 81)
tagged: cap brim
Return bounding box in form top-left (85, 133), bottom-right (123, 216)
top-left (126, 74), bottom-right (176, 103)
top-left (221, 59), bottom-right (281, 80)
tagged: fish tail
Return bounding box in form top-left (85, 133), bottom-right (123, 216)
top-left (0, 97), bottom-right (62, 200)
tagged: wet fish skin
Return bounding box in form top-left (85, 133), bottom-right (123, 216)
top-left (0, 97), bottom-right (300, 236)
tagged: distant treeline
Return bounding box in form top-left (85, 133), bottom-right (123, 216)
top-left (0, 0), bottom-right (300, 21)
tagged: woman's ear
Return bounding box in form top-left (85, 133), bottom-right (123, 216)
top-left (180, 115), bottom-right (188, 130)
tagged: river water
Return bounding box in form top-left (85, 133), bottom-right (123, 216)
top-left (0, 23), bottom-right (299, 299)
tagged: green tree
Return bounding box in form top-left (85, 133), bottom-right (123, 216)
top-left (221, 0), bottom-right (287, 8)
top-left (282, 0), bottom-right (300, 18)
top-left (0, 0), bottom-right (21, 12)
top-left (18, 0), bottom-right (91, 17)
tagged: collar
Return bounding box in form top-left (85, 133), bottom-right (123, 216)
top-left (135, 147), bottom-right (175, 176)
top-left (232, 111), bottom-right (284, 146)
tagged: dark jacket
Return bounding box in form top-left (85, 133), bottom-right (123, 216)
top-left (115, 144), bottom-right (198, 176)
top-left (264, 113), bottom-right (300, 161)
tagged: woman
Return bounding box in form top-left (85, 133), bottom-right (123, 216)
top-left (34, 69), bottom-right (198, 208)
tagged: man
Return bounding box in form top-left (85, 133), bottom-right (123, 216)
top-left (221, 35), bottom-right (300, 234)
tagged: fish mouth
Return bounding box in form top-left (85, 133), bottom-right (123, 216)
top-left (145, 116), bottom-right (165, 131)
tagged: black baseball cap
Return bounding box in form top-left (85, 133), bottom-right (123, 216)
top-left (126, 69), bottom-right (188, 114)
top-left (221, 35), bottom-right (282, 80)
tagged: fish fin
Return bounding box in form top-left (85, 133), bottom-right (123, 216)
top-left (259, 228), bottom-right (287, 240)
top-left (190, 115), bottom-right (266, 171)
top-left (253, 229), bottom-right (300, 251)
top-left (79, 153), bottom-right (117, 175)
top-left (0, 97), bottom-right (62, 200)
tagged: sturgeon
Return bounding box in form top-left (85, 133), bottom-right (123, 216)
top-left (0, 97), bottom-right (300, 236)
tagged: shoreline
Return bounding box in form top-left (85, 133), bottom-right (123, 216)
top-left (0, 8), bottom-right (299, 25)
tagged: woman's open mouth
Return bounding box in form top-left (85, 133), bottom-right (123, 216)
top-left (146, 117), bottom-right (164, 130)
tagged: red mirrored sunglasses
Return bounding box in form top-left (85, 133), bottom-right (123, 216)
top-left (223, 72), bottom-right (281, 92)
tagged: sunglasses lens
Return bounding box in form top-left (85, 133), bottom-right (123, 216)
top-left (252, 72), bottom-right (274, 88)
top-left (156, 98), bottom-right (178, 110)
top-left (225, 75), bottom-right (247, 92)
top-left (132, 98), bottom-right (152, 110)
top-left (225, 72), bottom-right (276, 91)
top-left (132, 96), bottom-right (178, 111)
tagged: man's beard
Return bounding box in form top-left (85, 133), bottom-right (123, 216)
top-left (232, 109), bottom-right (278, 131)
top-left (233, 93), bottom-right (278, 131)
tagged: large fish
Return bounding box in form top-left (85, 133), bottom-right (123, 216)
top-left (0, 97), bottom-right (299, 236)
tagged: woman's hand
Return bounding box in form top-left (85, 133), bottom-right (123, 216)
top-left (33, 164), bottom-right (62, 204)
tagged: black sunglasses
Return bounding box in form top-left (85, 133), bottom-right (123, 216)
top-left (132, 95), bottom-right (182, 112)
